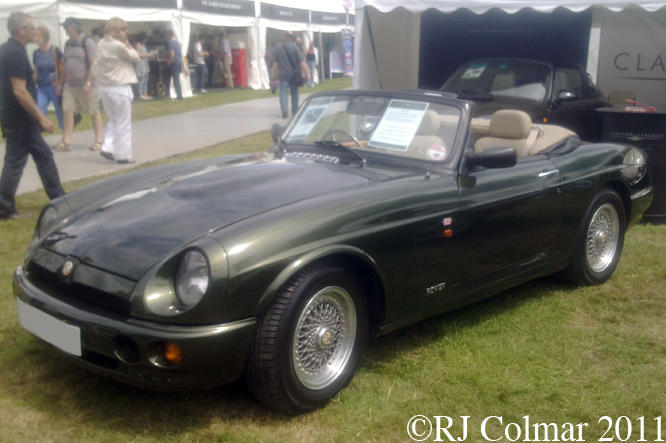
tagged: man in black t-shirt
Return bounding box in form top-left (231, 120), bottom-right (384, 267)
top-left (0, 12), bottom-right (65, 220)
top-left (271, 32), bottom-right (310, 118)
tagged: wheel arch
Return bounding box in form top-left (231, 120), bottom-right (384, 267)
top-left (257, 245), bottom-right (387, 328)
top-left (602, 179), bottom-right (632, 227)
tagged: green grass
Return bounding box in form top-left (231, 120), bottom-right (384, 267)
top-left (2, 125), bottom-right (666, 442)
top-left (45, 77), bottom-right (353, 135)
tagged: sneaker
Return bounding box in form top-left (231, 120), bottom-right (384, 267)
top-left (200, 89), bottom-right (208, 93)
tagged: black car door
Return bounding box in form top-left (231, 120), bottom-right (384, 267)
top-left (454, 154), bottom-right (563, 288)
top-left (547, 68), bottom-right (599, 141)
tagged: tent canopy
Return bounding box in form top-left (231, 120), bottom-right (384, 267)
top-left (353, 0), bottom-right (666, 92)
top-left (358, 0), bottom-right (666, 14)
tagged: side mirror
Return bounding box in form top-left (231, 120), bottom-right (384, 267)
top-left (271, 123), bottom-right (284, 143)
top-left (556, 90), bottom-right (578, 102)
top-left (466, 146), bottom-right (517, 169)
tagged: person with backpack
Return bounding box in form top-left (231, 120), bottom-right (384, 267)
top-left (53, 17), bottom-right (104, 152)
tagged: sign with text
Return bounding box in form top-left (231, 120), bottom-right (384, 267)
top-left (260, 3), bottom-right (309, 23)
top-left (369, 100), bottom-right (429, 151)
top-left (312, 11), bottom-right (346, 26)
top-left (64, 0), bottom-right (178, 8)
top-left (596, 9), bottom-right (666, 111)
top-left (182, 0), bottom-right (254, 16)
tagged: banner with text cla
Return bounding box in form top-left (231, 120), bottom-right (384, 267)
top-left (596, 9), bottom-right (666, 111)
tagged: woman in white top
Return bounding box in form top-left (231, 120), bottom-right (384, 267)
top-left (93, 17), bottom-right (140, 164)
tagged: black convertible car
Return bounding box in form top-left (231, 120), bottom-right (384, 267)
top-left (440, 58), bottom-right (610, 141)
top-left (15, 90), bottom-right (652, 415)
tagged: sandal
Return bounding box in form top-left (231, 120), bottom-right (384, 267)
top-left (100, 151), bottom-right (115, 161)
top-left (52, 141), bottom-right (72, 152)
top-left (117, 159), bottom-right (136, 164)
top-left (89, 141), bottom-right (103, 151)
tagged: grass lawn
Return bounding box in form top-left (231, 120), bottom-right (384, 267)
top-left (2, 107), bottom-right (666, 442)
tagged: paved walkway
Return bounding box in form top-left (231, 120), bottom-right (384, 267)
top-left (1, 93), bottom-right (302, 195)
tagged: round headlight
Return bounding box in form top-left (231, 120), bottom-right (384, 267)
top-left (37, 205), bottom-right (59, 238)
top-left (175, 251), bottom-right (210, 308)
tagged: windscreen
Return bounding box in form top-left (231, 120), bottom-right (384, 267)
top-left (442, 60), bottom-right (552, 101)
top-left (282, 95), bottom-right (462, 163)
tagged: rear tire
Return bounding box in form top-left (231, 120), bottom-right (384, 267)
top-left (561, 188), bottom-right (625, 286)
top-left (246, 264), bottom-right (368, 415)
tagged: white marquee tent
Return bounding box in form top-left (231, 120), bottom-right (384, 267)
top-left (354, 0), bottom-right (666, 109)
top-left (1, 0), bottom-right (354, 93)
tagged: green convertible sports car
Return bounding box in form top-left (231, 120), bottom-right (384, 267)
top-left (15, 90), bottom-right (653, 414)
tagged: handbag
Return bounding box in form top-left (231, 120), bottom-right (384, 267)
top-left (292, 69), bottom-right (304, 87)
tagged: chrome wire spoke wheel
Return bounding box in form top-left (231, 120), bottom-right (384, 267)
top-left (292, 286), bottom-right (357, 390)
top-left (585, 203), bottom-right (620, 273)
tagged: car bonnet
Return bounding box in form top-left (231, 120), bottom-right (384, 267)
top-left (40, 155), bottom-right (384, 281)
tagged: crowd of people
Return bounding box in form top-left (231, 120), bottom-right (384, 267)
top-left (0, 11), bottom-right (326, 221)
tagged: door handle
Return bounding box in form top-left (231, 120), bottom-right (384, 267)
top-left (538, 170), bottom-right (559, 179)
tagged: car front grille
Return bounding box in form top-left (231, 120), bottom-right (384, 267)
top-left (26, 261), bottom-right (132, 320)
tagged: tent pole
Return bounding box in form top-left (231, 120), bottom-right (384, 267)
top-left (318, 31), bottom-right (323, 83)
top-left (364, 8), bottom-right (382, 90)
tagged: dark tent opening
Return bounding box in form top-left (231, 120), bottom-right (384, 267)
top-left (418, 8), bottom-right (594, 89)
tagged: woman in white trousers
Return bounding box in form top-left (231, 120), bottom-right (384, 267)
top-left (93, 17), bottom-right (140, 164)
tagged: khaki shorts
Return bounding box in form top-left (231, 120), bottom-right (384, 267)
top-left (62, 85), bottom-right (100, 115)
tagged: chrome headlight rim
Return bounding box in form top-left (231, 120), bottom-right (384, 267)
top-left (622, 148), bottom-right (647, 183)
top-left (174, 249), bottom-right (210, 309)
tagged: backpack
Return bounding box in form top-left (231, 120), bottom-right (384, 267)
top-left (64, 35), bottom-right (91, 70)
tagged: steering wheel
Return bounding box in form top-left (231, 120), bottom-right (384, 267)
top-left (322, 129), bottom-right (364, 150)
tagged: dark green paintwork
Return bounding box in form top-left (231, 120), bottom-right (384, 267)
top-left (14, 90), bottom-right (653, 391)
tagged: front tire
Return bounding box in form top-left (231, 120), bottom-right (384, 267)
top-left (561, 188), bottom-right (625, 285)
top-left (246, 264), bottom-right (368, 415)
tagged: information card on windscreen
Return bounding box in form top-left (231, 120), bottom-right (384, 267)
top-left (289, 97), bottom-right (335, 140)
top-left (368, 100), bottom-right (429, 151)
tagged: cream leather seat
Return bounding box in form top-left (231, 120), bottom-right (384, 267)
top-left (406, 110), bottom-right (445, 159)
top-left (474, 110), bottom-right (533, 156)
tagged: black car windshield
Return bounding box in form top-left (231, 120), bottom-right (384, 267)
top-left (441, 59), bottom-right (552, 101)
top-left (282, 95), bottom-right (462, 163)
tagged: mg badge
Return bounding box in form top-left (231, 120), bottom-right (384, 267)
top-left (61, 260), bottom-right (74, 277)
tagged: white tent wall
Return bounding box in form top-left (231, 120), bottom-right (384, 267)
top-left (354, 0), bottom-right (666, 110)
top-left (250, 23), bottom-right (269, 89)
top-left (58, 1), bottom-right (179, 48)
top-left (1, 1), bottom-right (59, 52)
top-left (171, 14), bottom-right (194, 98)
top-left (353, 6), bottom-right (419, 90)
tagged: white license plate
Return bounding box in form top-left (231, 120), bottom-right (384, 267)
top-left (17, 299), bottom-right (82, 357)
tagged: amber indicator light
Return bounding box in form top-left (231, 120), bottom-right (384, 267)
top-left (444, 229), bottom-right (452, 238)
top-left (164, 342), bottom-right (182, 365)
